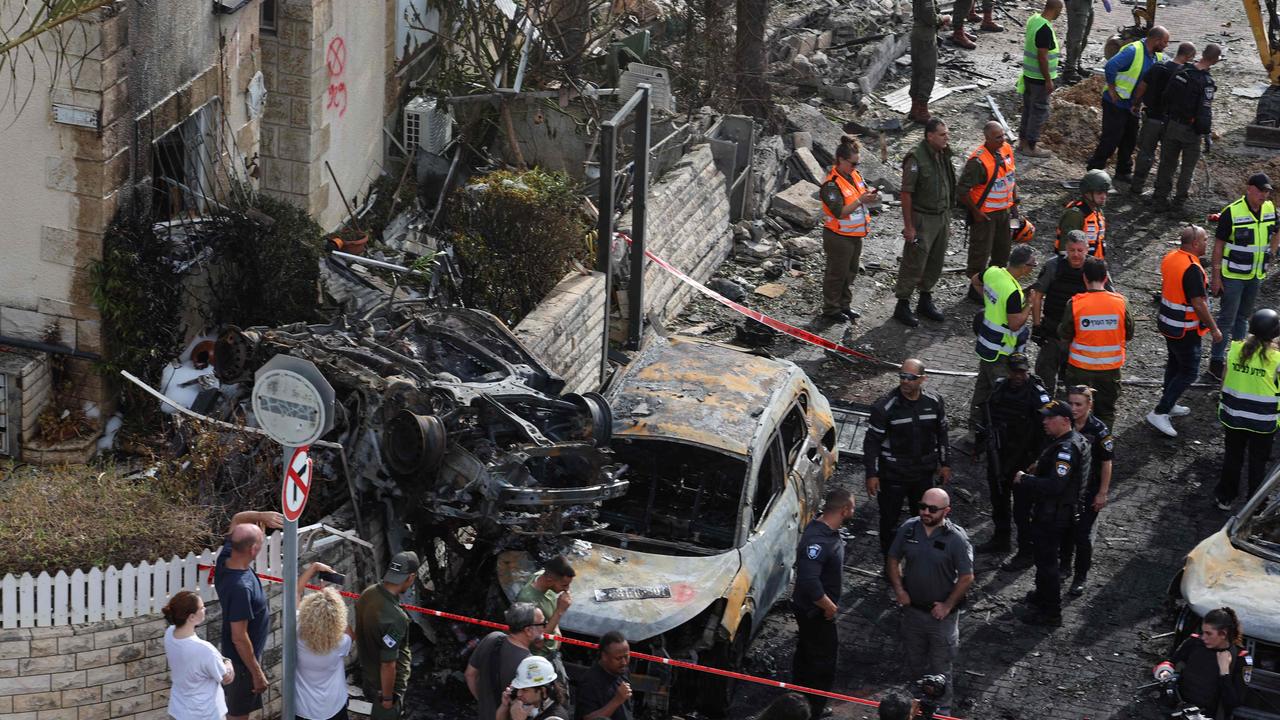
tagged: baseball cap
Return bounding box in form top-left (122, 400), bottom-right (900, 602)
top-left (1248, 173), bottom-right (1274, 191)
top-left (1008, 352), bottom-right (1030, 370)
top-left (382, 551), bottom-right (420, 584)
top-left (1039, 400), bottom-right (1073, 419)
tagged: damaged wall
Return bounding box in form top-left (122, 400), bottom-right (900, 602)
top-left (260, 0), bottom-right (395, 231)
top-left (515, 143), bottom-right (732, 392)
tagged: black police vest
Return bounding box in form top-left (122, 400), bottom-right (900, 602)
top-left (1043, 260), bottom-right (1087, 323)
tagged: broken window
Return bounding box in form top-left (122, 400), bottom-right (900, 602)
top-left (596, 439), bottom-right (746, 553)
top-left (780, 399), bottom-right (807, 465)
top-left (150, 101), bottom-right (222, 221)
top-left (751, 435), bottom-right (784, 531)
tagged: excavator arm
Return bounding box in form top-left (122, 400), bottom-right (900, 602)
top-left (1244, 0), bottom-right (1280, 84)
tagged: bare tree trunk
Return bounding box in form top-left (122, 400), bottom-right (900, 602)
top-left (735, 0), bottom-right (769, 118)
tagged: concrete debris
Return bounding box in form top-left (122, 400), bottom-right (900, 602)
top-left (753, 282), bottom-right (789, 298)
top-left (737, 238), bottom-right (783, 264)
top-left (792, 131), bottom-right (813, 150)
top-left (783, 234), bottom-right (823, 257)
top-left (748, 134), bottom-right (791, 221)
top-left (707, 277), bottom-right (748, 302)
top-left (770, 179), bottom-right (824, 228)
top-left (781, 103), bottom-right (901, 192)
top-left (792, 146), bottom-right (827, 185)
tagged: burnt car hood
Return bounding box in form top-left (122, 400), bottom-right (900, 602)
top-left (498, 543), bottom-right (741, 642)
top-left (1181, 528), bottom-right (1280, 643)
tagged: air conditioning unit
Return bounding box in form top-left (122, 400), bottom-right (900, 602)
top-left (404, 97), bottom-right (453, 155)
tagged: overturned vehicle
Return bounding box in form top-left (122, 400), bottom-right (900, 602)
top-left (1169, 469), bottom-right (1280, 719)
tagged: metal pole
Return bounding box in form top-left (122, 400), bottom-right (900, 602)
top-left (626, 85), bottom-right (651, 350)
top-left (281, 447), bottom-right (299, 720)
top-left (597, 122), bottom-right (617, 383)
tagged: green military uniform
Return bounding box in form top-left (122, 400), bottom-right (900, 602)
top-left (1058, 295), bottom-right (1134, 428)
top-left (355, 584), bottom-right (411, 719)
top-left (958, 155), bottom-right (1014, 278)
top-left (898, 140), bottom-right (957, 299)
top-left (1062, 0), bottom-right (1094, 82)
top-left (910, 0), bottom-right (942, 105)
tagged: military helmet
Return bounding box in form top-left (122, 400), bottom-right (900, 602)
top-left (1249, 308), bottom-right (1280, 341)
top-left (1080, 169), bottom-right (1112, 193)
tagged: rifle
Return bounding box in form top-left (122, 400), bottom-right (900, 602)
top-left (981, 400), bottom-right (1004, 483)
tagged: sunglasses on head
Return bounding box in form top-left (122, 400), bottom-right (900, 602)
top-left (898, 372), bottom-right (923, 381)
top-left (918, 503), bottom-right (948, 513)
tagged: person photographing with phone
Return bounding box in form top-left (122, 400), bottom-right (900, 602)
top-left (296, 562), bottom-right (354, 720)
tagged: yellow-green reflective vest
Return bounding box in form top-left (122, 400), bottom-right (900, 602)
top-left (1021, 14), bottom-right (1059, 81)
top-left (1219, 340), bottom-right (1280, 433)
top-left (976, 266), bottom-right (1026, 361)
top-left (1114, 40), bottom-right (1163, 100)
top-left (1220, 196), bottom-right (1277, 280)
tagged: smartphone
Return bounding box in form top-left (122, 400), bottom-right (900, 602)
top-left (316, 571), bottom-right (346, 585)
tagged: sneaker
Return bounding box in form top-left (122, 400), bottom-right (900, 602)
top-left (1209, 358), bottom-right (1225, 380)
top-left (1001, 553), bottom-right (1035, 571)
top-left (1069, 578), bottom-right (1087, 596)
top-left (1215, 498), bottom-right (1233, 511)
top-left (1146, 411), bottom-right (1178, 437)
top-left (1170, 404), bottom-right (1191, 417)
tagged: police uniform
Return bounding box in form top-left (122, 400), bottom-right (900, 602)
top-left (1160, 635), bottom-right (1251, 717)
top-left (1215, 339), bottom-right (1280, 505)
top-left (970, 264), bottom-right (1030, 432)
top-left (1030, 255), bottom-right (1088, 394)
top-left (1059, 288), bottom-right (1133, 428)
top-left (980, 370), bottom-right (1050, 553)
top-left (1018, 424), bottom-right (1090, 618)
top-left (820, 166), bottom-right (871, 317)
top-left (1155, 62), bottom-right (1215, 205)
top-left (888, 517), bottom-right (974, 711)
top-left (792, 518), bottom-right (845, 715)
top-left (958, 141), bottom-right (1017, 278)
top-left (355, 584), bottom-right (412, 718)
top-left (1058, 414), bottom-right (1113, 586)
top-left (898, 140), bottom-right (957, 302)
top-left (1210, 196), bottom-right (1277, 368)
top-left (864, 387), bottom-right (950, 554)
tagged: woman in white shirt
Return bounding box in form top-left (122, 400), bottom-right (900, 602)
top-left (296, 563), bottom-right (354, 720)
top-left (162, 590), bottom-right (234, 720)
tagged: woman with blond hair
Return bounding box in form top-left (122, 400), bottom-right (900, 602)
top-left (162, 590), bottom-right (234, 719)
top-left (296, 563), bottom-right (354, 720)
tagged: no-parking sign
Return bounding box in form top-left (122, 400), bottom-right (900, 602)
top-left (281, 446), bottom-right (313, 522)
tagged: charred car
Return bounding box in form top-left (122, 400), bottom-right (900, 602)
top-left (1169, 469), bottom-right (1280, 718)
top-left (497, 337), bottom-right (838, 715)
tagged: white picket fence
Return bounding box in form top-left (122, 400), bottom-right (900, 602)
top-left (0, 531), bottom-right (291, 629)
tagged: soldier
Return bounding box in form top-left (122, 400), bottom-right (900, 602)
top-left (1130, 42), bottom-right (1197, 197)
top-left (1029, 231), bottom-right (1090, 395)
top-left (1155, 44), bottom-right (1222, 210)
top-left (909, 0), bottom-right (951, 122)
top-left (1060, 0), bottom-right (1094, 85)
top-left (1059, 256), bottom-right (1133, 428)
top-left (1056, 170), bottom-right (1109, 259)
top-left (896, 118), bottom-right (957, 327)
top-left (959, 121), bottom-right (1019, 296)
top-left (356, 551), bottom-right (420, 720)
top-left (1012, 401), bottom-right (1090, 626)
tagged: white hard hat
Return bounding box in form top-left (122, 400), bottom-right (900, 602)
top-left (510, 656), bottom-right (558, 689)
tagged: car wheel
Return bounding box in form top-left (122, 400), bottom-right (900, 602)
top-left (694, 624), bottom-right (750, 717)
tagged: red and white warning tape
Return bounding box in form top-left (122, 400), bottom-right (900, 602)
top-left (198, 565), bottom-right (962, 719)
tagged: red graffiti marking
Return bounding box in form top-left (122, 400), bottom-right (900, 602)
top-left (325, 36), bottom-right (349, 118)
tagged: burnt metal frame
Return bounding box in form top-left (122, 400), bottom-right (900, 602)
top-left (596, 84), bottom-right (652, 379)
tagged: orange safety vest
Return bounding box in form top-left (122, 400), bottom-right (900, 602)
top-left (1055, 199), bottom-right (1106, 258)
top-left (822, 167), bottom-right (869, 237)
top-left (966, 143), bottom-right (1016, 213)
top-left (1158, 249), bottom-right (1208, 338)
top-left (1068, 290), bottom-right (1128, 370)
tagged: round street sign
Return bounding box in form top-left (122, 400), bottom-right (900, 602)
top-left (282, 446), bottom-right (312, 522)
top-left (251, 355), bottom-right (335, 448)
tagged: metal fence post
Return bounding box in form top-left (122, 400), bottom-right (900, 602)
top-left (597, 121), bottom-right (617, 383)
top-left (627, 85), bottom-right (651, 350)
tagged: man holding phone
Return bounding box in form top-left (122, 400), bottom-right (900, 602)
top-left (355, 551), bottom-right (420, 719)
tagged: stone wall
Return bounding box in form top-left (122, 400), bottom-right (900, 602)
top-left (514, 142), bottom-right (732, 393)
top-left (0, 535), bottom-right (360, 720)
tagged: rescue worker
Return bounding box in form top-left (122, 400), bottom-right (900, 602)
top-left (1208, 173), bottom-right (1278, 379)
top-left (865, 359), bottom-right (952, 554)
top-left (959, 121), bottom-right (1019, 297)
top-left (975, 352), bottom-right (1050, 559)
top-left (1059, 256), bottom-right (1132, 428)
top-left (1016, 0), bottom-right (1064, 158)
top-left (1130, 42), bottom-right (1197, 197)
top-left (792, 488), bottom-right (854, 717)
top-left (969, 244), bottom-right (1038, 437)
top-left (886, 488), bottom-right (974, 716)
top-left (1154, 43), bottom-right (1222, 210)
top-left (1153, 607), bottom-right (1251, 719)
top-left (1086, 26), bottom-right (1170, 181)
top-left (1059, 0), bottom-right (1094, 85)
top-left (1055, 170), bottom-right (1109, 259)
top-left (820, 135), bottom-right (879, 322)
top-left (897, 118), bottom-right (957, 327)
top-left (1147, 225), bottom-right (1223, 437)
top-left (1030, 231), bottom-right (1090, 394)
top-left (1215, 308), bottom-right (1280, 510)
top-left (1012, 400), bottom-right (1090, 626)
top-left (908, 0), bottom-right (951, 123)
top-left (1059, 385), bottom-right (1114, 596)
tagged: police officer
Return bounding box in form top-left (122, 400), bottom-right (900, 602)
top-left (896, 118), bottom-right (957, 327)
top-left (1056, 170), bottom-right (1109, 259)
top-left (1087, 26), bottom-right (1170, 180)
top-left (866, 359), bottom-right (952, 554)
top-left (1130, 42), bottom-right (1197, 197)
top-left (355, 551), bottom-right (420, 719)
top-left (975, 353), bottom-right (1050, 559)
top-left (1208, 173), bottom-right (1278, 380)
top-left (886, 488), bottom-right (974, 716)
top-left (1153, 607), bottom-right (1251, 719)
top-left (1012, 401), bottom-right (1089, 626)
top-left (1155, 43), bottom-right (1222, 210)
top-left (1215, 308), bottom-right (1280, 510)
top-left (792, 488), bottom-right (854, 717)
top-left (1030, 231), bottom-right (1089, 394)
top-left (969, 244), bottom-right (1037, 436)
top-left (1059, 257), bottom-right (1133, 428)
top-left (1059, 385), bottom-right (1114, 596)
top-left (820, 135), bottom-right (879, 322)
top-left (959, 122), bottom-right (1019, 295)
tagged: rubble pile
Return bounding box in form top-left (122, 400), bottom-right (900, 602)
top-left (771, 3), bottom-right (909, 108)
top-left (1041, 76), bottom-right (1106, 160)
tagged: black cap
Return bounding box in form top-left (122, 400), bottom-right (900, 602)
top-left (382, 551), bottom-right (420, 584)
top-left (1008, 352), bottom-right (1030, 370)
top-left (1248, 173), bottom-right (1274, 191)
top-left (1039, 400), bottom-right (1073, 419)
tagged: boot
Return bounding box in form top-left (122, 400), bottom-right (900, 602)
top-left (980, 8), bottom-right (1005, 31)
top-left (917, 292), bottom-right (945, 322)
top-left (908, 100), bottom-right (931, 124)
top-left (966, 7), bottom-right (981, 22)
top-left (951, 25), bottom-right (977, 49)
top-left (894, 298), bottom-right (919, 327)
top-left (975, 533), bottom-right (1011, 554)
